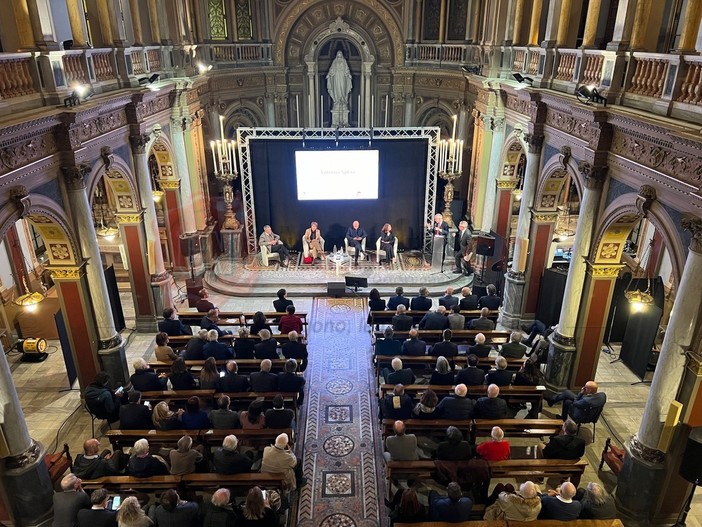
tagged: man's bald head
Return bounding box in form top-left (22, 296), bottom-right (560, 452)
top-left (409, 328), bottom-right (418, 339)
top-left (584, 381), bottom-right (598, 394)
top-left (560, 482), bottom-right (576, 500)
top-left (520, 481), bottom-right (538, 498)
top-left (393, 420), bottom-right (406, 435)
top-left (487, 384), bottom-right (500, 398)
top-left (481, 307), bottom-right (489, 317)
top-left (83, 438), bottom-right (100, 455)
top-left (475, 333), bottom-right (486, 344)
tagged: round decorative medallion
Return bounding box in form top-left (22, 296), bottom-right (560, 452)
top-left (320, 513), bottom-right (356, 527)
top-left (329, 304), bottom-right (352, 313)
top-left (326, 379), bottom-right (353, 395)
top-left (323, 435), bottom-right (354, 457)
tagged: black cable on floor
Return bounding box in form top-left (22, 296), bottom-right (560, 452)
top-left (49, 402), bottom-right (82, 454)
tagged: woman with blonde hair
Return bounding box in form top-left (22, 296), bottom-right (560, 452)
top-left (429, 356), bottom-right (454, 385)
top-left (116, 496), bottom-right (152, 527)
top-left (152, 401), bottom-right (183, 430)
top-left (303, 221), bottom-right (325, 261)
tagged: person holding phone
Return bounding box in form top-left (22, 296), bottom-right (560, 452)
top-left (84, 372), bottom-right (127, 425)
top-left (76, 488), bottom-right (117, 527)
top-left (237, 487), bottom-right (278, 527)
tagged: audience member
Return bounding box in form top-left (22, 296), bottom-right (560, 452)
top-left (477, 284), bottom-right (502, 310)
top-left (216, 360), bottom-right (250, 392)
top-left (419, 306), bottom-right (449, 330)
top-left (469, 307), bottom-right (495, 331)
top-left (430, 356), bottom-right (454, 386)
top-left (476, 426), bottom-right (511, 461)
top-left (483, 481), bottom-right (541, 521)
top-left (410, 287), bottom-right (433, 311)
top-left (254, 329), bottom-right (279, 360)
top-left (384, 420), bottom-right (418, 461)
top-left (278, 305), bottom-right (303, 334)
top-left (500, 331), bottom-right (527, 358)
top-left (119, 390), bottom-right (153, 430)
top-left (250, 311), bottom-right (272, 336)
top-left (430, 329), bottom-right (458, 358)
top-left (201, 309), bottom-right (233, 337)
top-left (459, 287), bottom-right (479, 310)
top-left (474, 384), bottom-right (509, 419)
top-left (538, 418), bottom-right (586, 460)
top-left (576, 482), bottom-right (617, 519)
top-left (153, 489), bottom-right (199, 527)
top-left (388, 488), bottom-right (427, 525)
top-left (127, 439), bottom-right (168, 477)
top-left (392, 305), bottom-right (414, 331)
top-left (198, 357), bottom-right (221, 390)
top-left (265, 394), bottom-right (295, 429)
top-left (455, 354), bottom-right (486, 386)
top-left (202, 489), bottom-right (236, 527)
top-left (154, 332), bottom-right (178, 362)
top-left (182, 329), bottom-right (208, 360)
top-left (168, 435), bottom-right (203, 475)
top-left (233, 327), bottom-right (256, 359)
top-left (380, 384), bottom-right (413, 421)
top-left (367, 288), bottom-right (386, 324)
top-left (387, 286), bottom-right (410, 311)
top-left (261, 433), bottom-right (305, 491)
top-left (281, 331), bottom-right (308, 371)
top-left (513, 359), bottom-right (541, 386)
top-left (237, 486), bottom-right (279, 527)
top-left (436, 426), bottom-right (472, 461)
top-left (158, 308), bottom-right (192, 336)
top-left (240, 400), bottom-right (266, 429)
top-left (277, 358), bottom-right (306, 405)
top-left (152, 401), bottom-right (183, 431)
top-left (376, 327), bottom-right (403, 356)
top-left (213, 435), bottom-right (252, 475)
top-left (521, 319), bottom-right (548, 345)
top-left (539, 482), bottom-right (582, 521)
top-left (439, 287), bottom-right (459, 309)
top-left (386, 357), bottom-right (415, 385)
top-left (548, 380), bottom-right (607, 422)
top-left (116, 495), bottom-right (152, 527)
top-left (428, 482), bottom-right (473, 522)
top-left (73, 439), bottom-right (123, 479)
top-left (195, 288), bottom-right (216, 313)
top-left (203, 330), bottom-right (234, 361)
top-left (130, 358), bottom-right (167, 392)
top-left (84, 372), bottom-right (124, 424)
top-left (401, 328), bottom-right (426, 356)
top-left (52, 473), bottom-right (91, 527)
top-left (76, 488), bottom-right (116, 527)
top-left (180, 396), bottom-right (211, 429)
top-left (485, 356), bottom-right (514, 386)
top-left (412, 388), bottom-right (442, 419)
top-left (436, 384), bottom-right (474, 419)
top-left (249, 359), bottom-right (278, 392)
top-left (168, 358), bottom-right (197, 390)
top-left (209, 395), bottom-right (241, 429)
top-left (467, 333), bottom-right (492, 358)
top-left (447, 304), bottom-right (465, 330)
top-left (273, 288), bottom-right (293, 313)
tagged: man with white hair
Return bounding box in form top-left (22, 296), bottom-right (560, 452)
top-left (386, 357), bottom-right (415, 385)
top-left (419, 305), bottom-right (450, 330)
top-left (539, 481), bottom-right (582, 520)
top-left (52, 473), bottom-right (91, 527)
top-left (439, 287), bottom-right (459, 309)
top-left (281, 331), bottom-right (308, 371)
top-left (392, 304), bottom-right (414, 331)
top-left (459, 286), bottom-right (479, 310)
top-left (538, 418), bottom-right (585, 460)
top-left (254, 328), bottom-right (279, 360)
top-left (476, 426), bottom-right (511, 461)
top-left (129, 358), bottom-right (166, 391)
top-left (500, 331), bottom-right (527, 358)
top-left (576, 482), bottom-right (617, 519)
top-left (467, 332), bottom-right (492, 358)
top-left (485, 356), bottom-right (514, 386)
top-left (474, 384), bottom-right (509, 419)
top-left (436, 383), bottom-right (474, 419)
top-left (401, 328), bottom-right (427, 356)
top-left (483, 481), bottom-right (542, 521)
top-left (203, 329), bottom-right (234, 360)
top-left (127, 438), bottom-right (169, 477)
top-left (453, 219), bottom-right (473, 275)
top-left (259, 224), bottom-right (290, 266)
top-left (249, 359), bottom-right (278, 392)
top-left (202, 488), bottom-right (236, 526)
top-left (213, 435), bottom-right (252, 475)
top-left (261, 433), bottom-right (306, 490)
top-left (182, 328), bottom-right (209, 360)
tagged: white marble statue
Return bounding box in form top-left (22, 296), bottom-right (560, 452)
top-left (326, 51), bottom-right (352, 126)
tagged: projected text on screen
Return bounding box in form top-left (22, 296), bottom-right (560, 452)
top-left (295, 150), bottom-right (379, 200)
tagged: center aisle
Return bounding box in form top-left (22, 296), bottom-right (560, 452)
top-left (296, 296), bottom-right (384, 527)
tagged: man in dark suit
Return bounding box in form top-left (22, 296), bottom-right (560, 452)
top-left (548, 380), bottom-right (607, 422)
top-left (478, 284), bottom-right (502, 310)
top-left (273, 288), bottom-right (293, 313)
top-left (459, 286), bottom-right (479, 310)
top-left (216, 360), bottom-right (250, 392)
top-left (453, 220), bottom-right (473, 275)
top-left (538, 419), bottom-right (586, 459)
top-left (380, 384), bottom-right (413, 420)
top-left (469, 307), bottom-right (496, 331)
top-left (277, 359), bottom-right (305, 405)
top-left (195, 288), bottom-right (216, 313)
top-left (182, 329), bottom-right (208, 360)
top-left (430, 329), bottom-right (458, 358)
top-left (254, 329), bottom-right (279, 360)
top-left (158, 307), bottom-right (192, 336)
top-left (539, 482), bottom-right (582, 521)
top-left (392, 305), bottom-right (414, 331)
top-left (410, 287), bottom-right (433, 311)
top-left (455, 354), bottom-right (487, 385)
top-left (467, 333), bottom-right (493, 358)
top-left (419, 306), bottom-right (449, 330)
top-left (385, 358), bottom-right (416, 385)
top-left (119, 391), bottom-right (153, 430)
top-left (474, 384), bottom-right (509, 418)
top-left (500, 331), bottom-right (528, 358)
top-left (375, 327), bottom-right (402, 356)
top-left (436, 383), bottom-right (474, 420)
top-left (346, 220), bottom-right (367, 263)
top-left (485, 356), bottom-right (514, 386)
top-left (203, 331), bottom-right (234, 361)
top-left (387, 286), bottom-right (410, 311)
top-left (212, 435), bottom-right (252, 475)
top-left (265, 394), bottom-right (295, 429)
top-left (401, 328), bottom-right (427, 356)
top-left (429, 482), bottom-right (473, 522)
top-left (130, 359), bottom-right (167, 391)
top-left (438, 287), bottom-right (459, 309)
top-left (200, 308), bottom-right (232, 337)
top-left (249, 359), bottom-right (278, 392)
top-left (281, 331), bottom-right (308, 372)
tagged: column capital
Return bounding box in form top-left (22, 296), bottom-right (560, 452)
top-left (530, 210), bottom-right (559, 223)
top-left (171, 116), bottom-right (190, 132)
top-left (9, 185), bottom-right (31, 219)
top-left (682, 215), bottom-right (702, 253)
top-left (524, 133), bottom-right (544, 153)
top-left (129, 133), bottom-right (152, 154)
top-left (496, 178), bottom-right (518, 190)
top-left (48, 262), bottom-right (87, 280)
top-left (578, 162), bottom-right (608, 189)
top-left (115, 211), bottom-right (146, 224)
top-left (636, 184), bottom-right (657, 217)
top-left (159, 179), bottom-right (181, 190)
top-left (487, 117), bottom-right (505, 131)
top-left (60, 163), bottom-right (92, 190)
top-left (586, 260), bottom-right (625, 277)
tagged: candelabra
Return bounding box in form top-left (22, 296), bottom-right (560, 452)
top-left (210, 115), bottom-right (240, 230)
top-left (438, 115), bottom-right (464, 227)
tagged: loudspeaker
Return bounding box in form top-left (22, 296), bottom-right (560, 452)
top-left (679, 435), bottom-right (702, 484)
top-left (327, 282), bottom-right (345, 298)
top-left (186, 277), bottom-right (203, 308)
top-left (180, 235), bottom-right (201, 257)
top-left (476, 234), bottom-right (495, 256)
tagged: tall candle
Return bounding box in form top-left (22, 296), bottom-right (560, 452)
top-left (371, 95), bottom-right (375, 127)
top-left (219, 115), bottom-right (225, 143)
top-left (385, 94), bottom-right (389, 127)
top-left (357, 94), bottom-right (361, 126)
top-left (232, 141), bottom-right (238, 175)
top-left (295, 94), bottom-right (300, 128)
top-left (210, 141), bottom-right (217, 172)
top-left (451, 114), bottom-right (457, 141)
top-left (320, 96), bottom-right (323, 126)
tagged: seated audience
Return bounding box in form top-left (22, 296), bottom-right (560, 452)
top-left (436, 383), bottom-right (474, 419)
top-left (436, 426), bottom-right (472, 461)
top-left (273, 288), bottom-right (293, 313)
top-left (483, 481), bottom-right (541, 521)
top-left (281, 331), bottom-right (308, 371)
top-left (182, 329), bottom-right (208, 360)
top-left (84, 372), bottom-right (124, 424)
top-left (412, 388), bottom-right (442, 419)
top-left (548, 380), bottom-right (607, 422)
top-left (168, 434), bottom-right (203, 475)
top-left (202, 489), bottom-right (236, 527)
top-left (522, 319), bottom-right (549, 346)
top-left (278, 305), bottom-right (303, 334)
top-left (376, 327), bottom-right (403, 356)
top-left (459, 287), bottom-right (479, 310)
top-left (387, 286), bottom-right (410, 311)
top-left (388, 488), bottom-right (428, 525)
top-left (180, 396), bottom-right (211, 430)
top-left (430, 329), bottom-right (458, 358)
top-left (116, 495), bottom-right (152, 527)
top-left (485, 356), bottom-right (514, 386)
top-left (447, 304), bottom-right (465, 330)
top-left (539, 418), bottom-right (586, 460)
top-left (240, 400), bottom-right (266, 429)
top-left (455, 354), bottom-right (486, 386)
top-left (195, 288), bottom-right (216, 313)
top-left (467, 332), bottom-right (492, 358)
top-left (76, 488), bottom-right (116, 527)
top-left (439, 287), bottom-right (459, 309)
top-left (158, 307), bottom-right (192, 336)
top-left (474, 384), bottom-right (509, 419)
top-left (500, 331), bottom-right (527, 358)
top-left (513, 359), bottom-right (541, 386)
top-left (233, 327), bottom-right (256, 359)
top-left (261, 433), bottom-right (305, 491)
top-left (476, 426), bottom-right (511, 461)
top-left (401, 328), bottom-right (426, 356)
top-left (392, 304), bottom-right (414, 332)
top-left (237, 486), bottom-right (279, 527)
top-left (384, 420), bottom-right (418, 461)
top-left (265, 394), bottom-right (295, 429)
top-left (277, 358), bottom-right (306, 405)
top-left (428, 482), bottom-right (473, 522)
top-left (576, 482), bottom-right (617, 519)
top-left (419, 306), bottom-right (449, 330)
top-left (203, 330), bottom-right (234, 361)
top-left (386, 357), bottom-right (415, 385)
top-left (410, 287), bottom-right (433, 311)
top-left (198, 357), bottom-right (220, 390)
top-left (209, 395), bottom-right (241, 429)
top-left (430, 356), bottom-right (455, 386)
top-left (152, 401), bottom-right (183, 431)
top-left (127, 439), bottom-right (168, 477)
top-left (539, 482), bottom-right (582, 521)
top-left (119, 390), bottom-right (153, 430)
top-left (380, 384), bottom-right (413, 421)
top-left (216, 360), bottom-right (250, 392)
top-left (249, 359), bottom-right (278, 392)
top-left (477, 284), bottom-right (502, 310)
top-left (250, 311), bottom-right (272, 336)
top-left (254, 329), bottom-right (279, 360)
top-left (469, 307), bottom-right (496, 331)
top-left (53, 473), bottom-right (91, 527)
top-left (130, 358), bottom-right (167, 392)
top-left (168, 358), bottom-right (196, 390)
top-left (201, 309), bottom-right (232, 337)
top-left (73, 439), bottom-right (123, 479)
top-left (367, 288), bottom-right (386, 325)
top-left (154, 332), bottom-right (178, 362)
top-left (213, 435), bottom-right (252, 475)
top-left (153, 490), bottom-right (199, 526)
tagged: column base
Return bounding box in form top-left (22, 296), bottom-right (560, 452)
top-left (499, 271), bottom-right (526, 329)
top-left (221, 228), bottom-right (244, 260)
top-left (544, 331), bottom-right (577, 390)
top-left (98, 335), bottom-right (129, 389)
top-left (1, 441), bottom-right (53, 527)
top-left (615, 439), bottom-right (667, 525)
top-left (151, 272), bottom-right (174, 313)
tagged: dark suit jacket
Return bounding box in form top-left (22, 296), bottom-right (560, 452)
top-left (273, 298), bottom-right (293, 313)
top-left (265, 407), bottom-right (295, 429)
top-left (570, 392), bottom-right (607, 422)
top-left (277, 372), bottom-right (305, 402)
top-left (387, 295), bottom-right (410, 310)
top-left (402, 339), bottom-right (427, 356)
top-left (200, 316), bottom-right (228, 337)
top-left (419, 311), bottom-right (449, 330)
top-left (429, 491), bottom-right (473, 522)
top-left (439, 295), bottom-right (459, 309)
top-left (233, 338), bottom-right (255, 359)
top-left (195, 299), bottom-right (215, 313)
top-left (254, 339), bottom-right (279, 360)
top-left (380, 394), bottom-right (413, 420)
top-left (474, 397), bottom-right (509, 419)
top-left (411, 296), bottom-right (433, 311)
top-left (543, 434), bottom-right (586, 459)
top-left (346, 226), bottom-right (367, 243)
top-left (212, 449), bottom-right (252, 475)
top-left (376, 339), bottom-right (402, 356)
top-left (130, 369), bottom-right (166, 392)
top-left (469, 317), bottom-right (496, 331)
top-left (431, 221), bottom-right (450, 239)
top-left (501, 341), bottom-right (527, 358)
top-left (392, 314), bottom-right (414, 331)
top-left (216, 373), bottom-right (249, 392)
top-left (478, 294), bottom-right (502, 310)
top-left (158, 318), bottom-right (192, 336)
top-left (430, 371), bottom-right (455, 386)
top-left (485, 369), bottom-right (514, 386)
top-left (430, 341), bottom-right (458, 358)
top-left (281, 341), bottom-right (308, 371)
top-left (467, 343), bottom-right (493, 358)
top-left (203, 341), bottom-right (234, 361)
top-left (249, 371), bottom-right (278, 392)
top-left (387, 368), bottom-right (415, 385)
top-left (437, 440), bottom-right (473, 461)
top-left (539, 496), bottom-right (582, 521)
top-left (182, 337), bottom-right (206, 360)
top-left (459, 295), bottom-right (480, 310)
top-left (119, 403), bottom-right (153, 430)
top-left (436, 396), bottom-right (474, 420)
top-left (455, 367), bottom-right (487, 386)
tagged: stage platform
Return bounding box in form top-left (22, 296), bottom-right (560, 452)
top-left (205, 251), bottom-right (474, 297)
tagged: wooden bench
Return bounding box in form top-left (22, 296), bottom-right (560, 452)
top-left (380, 418), bottom-right (563, 440)
top-left (147, 358), bottom-right (290, 373)
top-left (176, 311), bottom-right (309, 337)
top-left (370, 310), bottom-right (500, 327)
top-left (166, 333), bottom-right (303, 350)
top-left (373, 329), bottom-right (512, 345)
top-left (394, 520), bottom-right (624, 527)
top-left (82, 473), bottom-right (285, 492)
top-left (374, 355), bottom-right (526, 380)
top-left (106, 428), bottom-right (293, 451)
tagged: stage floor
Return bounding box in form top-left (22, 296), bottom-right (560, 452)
top-left (205, 251), bottom-right (473, 297)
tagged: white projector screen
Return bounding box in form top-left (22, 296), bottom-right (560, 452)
top-left (295, 150), bottom-right (379, 200)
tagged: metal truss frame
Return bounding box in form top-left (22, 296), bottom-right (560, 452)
top-left (237, 127), bottom-right (440, 255)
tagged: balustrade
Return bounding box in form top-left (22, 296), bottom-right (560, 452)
top-left (62, 52), bottom-right (88, 86)
top-left (677, 58), bottom-right (702, 105)
top-left (131, 50), bottom-right (146, 75)
top-left (146, 49), bottom-right (161, 71)
top-left (629, 55), bottom-right (670, 99)
top-left (0, 56), bottom-right (36, 99)
top-left (581, 53), bottom-right (604, 86)
top-left (91, 51), bottom-right (114, 82)
top-left (555, 52), bottom-right (577, 81)
top-left (210, 43), bottom-right (273, 64)
top-left (513, 48), bottom-right (527, 71)
top-left (527, 50), bottom-right (540, 75)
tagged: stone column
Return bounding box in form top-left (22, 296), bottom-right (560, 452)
top-left (679, 0), bottom-right (702, 51)
top-left (129, 0), bottom-right (144, 46)
top-left (170, 117), bottom-right (198, 234)
top-left (160, 179), bottom-right (187, 270)
top-left (183, 122), bottom-right (207, 232)
top-left (107, 0), bottom-right (129, 46)
top-left (438, 0), bottom-right (448, 43)
top-left (415, 0), bottom-right (423, 42)
top-left (471, 115), bottom-right (493, 232)
top-left (500, 133), bottom-right (543, 329)
top-left (25, 0), bottom-right (59, 50)
top-left (96, 0), bottom-right (113, 45)
top-left (481, 117), bottom-right (505, 231)
top-left (11, 0), bottom-right (36, 49)
top-left (528, 0), bottom-right (543, 46)
top-left (512, 0), bottom-right (526, 45)
top-left (545, 163), bottom-right (607, 389)
top-left (522, 211), bottom-right (559, 318)
top-left (0, 342), bottom-right (53, 526)
top-left (404, 94), bottom-right (415, 125)
top-left (494, 179), bottom-right (517, 238)
top-left (581, 0), bottom-right (603, 48)
top-left (620, 0), bottom-right (649, 50)
top-left (556, 0), bottom-right (573, 46)
top-left (147, 0), bottom-right (161, 44)
top-left (61, 164), bottom-right (128, 385)
top-left (66, 0), bottom-right (89, 47)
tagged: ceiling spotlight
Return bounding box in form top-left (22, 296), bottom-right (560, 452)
top-left (512, 73), bottom-right (534, 84)
top-left (576, 85), bottom-right (607, 106)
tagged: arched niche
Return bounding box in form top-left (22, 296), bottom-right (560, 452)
top-left (86, 154), bottom-right (140, 214)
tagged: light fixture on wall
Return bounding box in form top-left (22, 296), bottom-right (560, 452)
top-left (210, 115), bottom-right (240, 230)
top-left (624, 237), bottom-right (655, 312)
top-left (512, 73), bottom-right (534, 84)
top-left (152, 180), bottom-right (165, 203)
top-left (576, 85), bottom-right (608, 106)
top-left (197, 62), bottom-right (213, 74)
top-left (14, 277), bottom-right (44, 312)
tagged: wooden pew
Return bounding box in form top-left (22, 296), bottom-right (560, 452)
top-left (140, 389), bottom-right (216, 403)
top-left (106, 428), bottom-right (294, 452)
top-left (373, 329), bottom-right (512, 345)
top-left (380, 419), bottom-right (563, 440)
top-left (394, 520), bottom-right (624, 527)
top-left (373, 355), bottom-right (526, 380)
top-left (241, 312), bottom-right (309, 333)
top-left (82, 473), bottom-right (285, 492)
top-left (177, 311), bottom-right (244, 326)
top-left (147, 358), bottom-right (290, 373)
top-left (166, 333), bottom-right (303, 350)
top-left (370, 310), bottom-right (500, 327)
top-left (201, 428), bottom-right (293, 448)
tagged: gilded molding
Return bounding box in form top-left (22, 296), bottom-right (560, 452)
top-left (158, 179), bottom-right (181, 190)
top-left (49, 267), bottom-right (83, 279)
top-left (587, 263), bottom-right (625, 277)
top-left (115, 212), bottom-right (144, 224)
top-left (496, 179), bottom-right (518, 190)
top-left (531, 211), bottom-right (559, 223)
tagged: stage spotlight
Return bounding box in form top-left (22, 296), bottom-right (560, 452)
top-left (512, 73), bottom-right (533, 84)
top-left (576, 85), bottom-right (607, 106)
top-left (460, 65), bottom-right (482, 76)
top-left (149, 73), bottom-right (160, 84)
top-left (197, 62), bottom-right (213, 74)
top-left (62, 39), bottom-right (74, 50)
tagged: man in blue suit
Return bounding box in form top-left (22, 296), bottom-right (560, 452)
top-left (429, 482), bottom-right (473, 522)
top-left (387, 286), bottom-right (410, 311)
top-left (346, 220), bottom-right (367, 263)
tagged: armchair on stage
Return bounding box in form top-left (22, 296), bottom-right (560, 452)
top-left (344, 237), bottom-right (366, 258)
top-left (375, 236), bottom-right (398, 263)
top-left (301, 234), bottom-right (326, 259)
top-left (259, 243), bottom-right (281, 266)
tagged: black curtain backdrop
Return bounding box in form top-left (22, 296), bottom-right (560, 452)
top-left (250, 139), bottom-right (428, 251)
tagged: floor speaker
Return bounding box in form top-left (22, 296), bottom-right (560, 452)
top-left (680, 435), bottom-right (702, 483)
top-left (476, 234), bottom-right (496, 256)
top-left (327, 282), bottom-right (345, 298)
top-left (186, 277), bottom-right (203, 308)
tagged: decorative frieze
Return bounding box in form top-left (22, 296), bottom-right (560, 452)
top-left (0, 134), bottom-right (57, 176)
top-left (545, 109), bottom-right (602, 147)
top-left (49, 266), bottom-right (83, 280)
top-left (587, 262), bottom-right (625, 277)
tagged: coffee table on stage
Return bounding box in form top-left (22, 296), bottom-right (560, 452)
top-left (327, 251), bottom-right (352, 277)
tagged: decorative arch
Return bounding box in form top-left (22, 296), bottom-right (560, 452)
top-left (592, 192), bottom-right (686, 287)
top-left (86, 154), bottom-right (140, 213)
top-left (416, 102), bottom-right (455, 136)
top-left (534, 148), bottom-right (583, 213)
top-left (219, 102), bottom-right (266, 131)
top-left (274, 0), bottom-right (403, 66)
top-left (149, 135), bottom-right (177, 180)
top-left (497, 134), bottom-right (527, 181)
top-left (302, 17), bottom-right (377, 65)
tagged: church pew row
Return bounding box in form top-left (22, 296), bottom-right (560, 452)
top-left (379, 419), bottom-right (563, 441)
top-left (370, 309), bottom-right (500, 327)
top-left (176, 311), bottom-right (308, 334)
top-left (373, 329), bottom-right (512, 345)
top-left (147, 358), bottom-right (292, 373)
top-left (394, 520), bottom-right (624, 527)
top-left (106, 428), bottom-right (293, 452)
top-left (385, 458), bottom-right (589, 498)
top-left (81, 473), bottom-right (285, 492)
top-left (379, 384), bottom-right (545, 410)
top-left (166, 333), bottom-right (304, 351)
top-left (374, 355), bottom-right (526, 380)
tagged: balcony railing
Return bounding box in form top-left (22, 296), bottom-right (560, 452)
top-left (405, 43), bottom-right (477, 66)
top-left (210, 43), bottom-right (273, 65)
top-left (0, 54), bottom-right (37, 99)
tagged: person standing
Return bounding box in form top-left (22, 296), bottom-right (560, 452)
top-left (453, 220), bottom-right (473, 275)
top-left (259, 225), bottom-right (290, 267)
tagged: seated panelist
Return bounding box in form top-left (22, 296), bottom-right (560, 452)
top-left (379, 223), bottom-right (396, 264)
top-left (259, 225), bottom-right (290, 266)
top-left (304, 221), bottom-right (325, 261)
top-left (346, 220), bottom-right (367, 263)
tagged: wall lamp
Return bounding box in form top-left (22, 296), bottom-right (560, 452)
top-left (576, 85), bottom-right (607, 106)
top-left (512, 73), bottom-right (533, 84)
top-left (138, 74), bottom-right (160, 86)
top-left (460, 65), bottom-right (482, 76)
